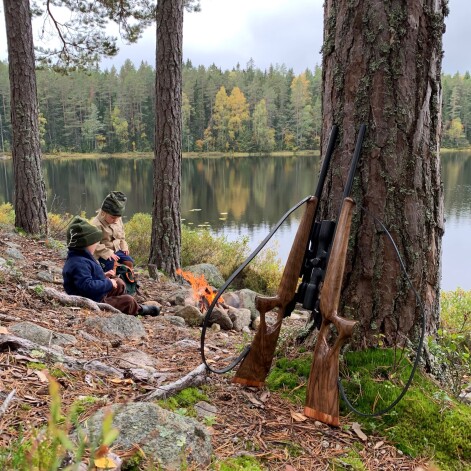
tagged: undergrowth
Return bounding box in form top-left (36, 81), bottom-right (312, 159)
top-left (125, 213), bottom-right (282, 295)
top-left (266, 348), bottom-right (471, 470)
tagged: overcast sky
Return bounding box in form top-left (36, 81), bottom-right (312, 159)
top-left (0, 0), bottom-right (469, 75)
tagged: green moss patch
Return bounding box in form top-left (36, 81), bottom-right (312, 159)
top-left (266, 348), bottom-right (471, 470)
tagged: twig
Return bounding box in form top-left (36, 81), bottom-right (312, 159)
top-left (138, 363), bottom-right (209, 401)
top-left (0, 389), bottom-right (16, 418)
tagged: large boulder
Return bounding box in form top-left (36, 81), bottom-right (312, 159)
top-left (183, 263), bottom-right (225, 289)
top-left (84, 313), bottom-right (146, 339)
top-left (9, 321), bottom-right (77, 347)
top-left (82, 402), bottom-right (212, 470)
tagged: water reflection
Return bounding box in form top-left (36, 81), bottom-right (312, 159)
top-left (0, 153), bottom-right (470, 291)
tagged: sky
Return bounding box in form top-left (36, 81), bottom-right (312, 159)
top-left (0, 0), bottom-right (469, 75)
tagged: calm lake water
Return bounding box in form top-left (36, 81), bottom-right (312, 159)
top-left (0, 153), bottom-right (469, 291)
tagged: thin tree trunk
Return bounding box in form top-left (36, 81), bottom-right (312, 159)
top-left (319, 0), bottom-right (447, 348)
top-left (3, 0), bottom-right (48, 235)
top-left (149, 0), bottom-right (183, 278)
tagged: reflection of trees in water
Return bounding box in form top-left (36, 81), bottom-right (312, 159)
top-left (441, 152), bottom-right (471, 219)
top-left (3, 153), bottom-right (469, 228)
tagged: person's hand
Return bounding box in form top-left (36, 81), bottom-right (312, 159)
top-left (105, 270), bottom-right (115, 278)
top-left (123, 250), bottom-right (129, 255)
top-left (109, 253), bottom-right (120, 261)
top-left (110, 278), bottom-right (118, 289)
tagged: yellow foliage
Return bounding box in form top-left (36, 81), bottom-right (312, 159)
top-left (0, 203), bottom-right (15, 225)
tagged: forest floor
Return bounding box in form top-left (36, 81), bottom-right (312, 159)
top-left (0, 227), bottom-right (432, 470)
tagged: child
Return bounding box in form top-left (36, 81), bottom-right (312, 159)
top-left (62, 216), bottom-right (159, 317)
top-left (91, 191), bottom-right (134, 272)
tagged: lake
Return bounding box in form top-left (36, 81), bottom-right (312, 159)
top-left (0, 152), bottom-right (470, 291)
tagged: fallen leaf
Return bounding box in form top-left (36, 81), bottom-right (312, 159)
top-left (260, 391), bottom-right (270, 402)
top-left (285, 465), bottom-right (297, 471)
top-left (94, 455), bottom-right (116, 469)
top-left (352, 422), bottom-right (367, 441)
top-left (373, 440), bottom-right (384, 449)
top-left (110, 378), bottom-right (134, 384)
top-left (0, 326), bottom-right (9, 334)
top-left (244, 392), bottom-right (264, 408)
top-left (34, 370), bottom-right (49, 383)
top-left (290, 411), bottom-right (307, 422)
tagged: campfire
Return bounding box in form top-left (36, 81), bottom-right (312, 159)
top-left (176, 269), bottom-right (225, 312)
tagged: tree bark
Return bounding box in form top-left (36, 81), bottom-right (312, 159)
top-left (3, 0), bottom-right (48, 235)
top-left (149, 0), bottom-right (183, 278)
top-left (319, 0), bottom-right (447, 348)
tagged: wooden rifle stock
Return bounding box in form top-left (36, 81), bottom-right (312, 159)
top-left (232, 197), bottom-right (319, 386)
top-left (304, 197), bottom-right (357, 426)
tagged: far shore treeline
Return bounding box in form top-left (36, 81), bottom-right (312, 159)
top-left (0, 59), bottom-right (470, 155)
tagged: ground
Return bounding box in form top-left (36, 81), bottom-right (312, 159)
top-left (0, 228), bottom-right (431, 470)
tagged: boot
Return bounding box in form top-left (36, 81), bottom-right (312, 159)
top-left (139, 305), bottom-right (160, 317)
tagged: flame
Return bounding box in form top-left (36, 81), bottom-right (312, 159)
top-left (176, 268), bottom-right (224, 307)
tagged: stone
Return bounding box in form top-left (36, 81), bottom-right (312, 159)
top-left (194, 401), bottom-right (218, 418)
top-left (84, 313), bottom-right (146, 339)
top-left (82, 403), bottom-right (212, 470)
top-left (5, 247), bottom-right (24, 260)
top-left (168, 315), bottom-right (187, 327)
top-left (117, 349), bottom-right (157, 370)
top-left (227, 306), bottom-right (251, 332)
top-left (9, 321), bottom-right (77, 347)
top-left (183, 263), bottom-right (225, 289)
top-left (222, 291), bottom-right (240, 308)
top-left (209, 306), bottom-right (233, 330)
top-left (175, 305), bottom-right (204, 327)
top-left (236, 289), bottom-right (259, 320)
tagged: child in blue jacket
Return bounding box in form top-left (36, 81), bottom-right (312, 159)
top-left (62, 216), bottom-right (159, 316)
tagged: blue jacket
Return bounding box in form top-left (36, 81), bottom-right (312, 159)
top-left (63, 248), bottom-right (113, 302)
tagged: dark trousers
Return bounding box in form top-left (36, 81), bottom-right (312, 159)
top-left (99, 251), bottom-right (134, 272)
top-left (102, 278), bottom-right (140, 316)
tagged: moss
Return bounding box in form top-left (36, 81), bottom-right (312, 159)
top-left (266, 348), bottom-right (471, 470)
top-left (26, 362), bottom-right (47, 370)
top-left (216, 455), bottom-right (264, 470)
top-left (157, 387), bottom-right (209, 416)
top-left (69, 396), bottom-right (102, 425)
top-left (331, 449), bottom-right (366, 470)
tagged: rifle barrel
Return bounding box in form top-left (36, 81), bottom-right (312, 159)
top-left (343, 124), bottom-right (366, 199)
top-left (315, 125), bottom-right (338, 200)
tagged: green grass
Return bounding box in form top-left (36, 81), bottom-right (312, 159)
top-left (266, 348), bottom-right (471, 470)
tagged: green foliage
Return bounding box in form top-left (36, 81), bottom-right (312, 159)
top-left (267, 348), bottom-right (471, 470)
top-left (181, 225), bottom-right (248, 280)
top-left (427, 289), bottom-right (471, 394)
top-left (157, 387), bottom-right (209, 417)
top-left (0, 203), bottom-right (15, 225)
top-left (215, 455), bottom-right (264, 471)
top-left (331, 450), bottom-right (366, 470)
top-left (124, 212), bottom-right (153, 265)
top-left (0, 381), bottom-right (117, 470)
top-left (69, 396), bottom-right (103, 425)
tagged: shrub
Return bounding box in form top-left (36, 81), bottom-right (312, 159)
top-left (124, 213), bottom-right (152, 265)
top-left (125, 216), bottom-right (283, 295)
top-left (0, 202), bottom-right (15, 225)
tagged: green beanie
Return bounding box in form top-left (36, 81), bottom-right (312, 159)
top-left (101, 191), bottom-right (127, 216)
top-left (67, 216), bottom-right (102, 248)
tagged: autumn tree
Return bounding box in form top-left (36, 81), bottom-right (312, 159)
top-left (148, 0), bottom-right (184, 277)
top-left (252, 99), bottom-right (275, 153)
top-left (318, 0), bottom-right (447, 348)
top-left (3, 0), bottom-right (48, 235)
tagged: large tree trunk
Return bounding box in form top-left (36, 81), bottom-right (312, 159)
top-left (319, 0), bottom-right (447, 348)
top-left (3, 0), bottom-right (48, 235)
top-left (149, 0), bottom-right (183, 278)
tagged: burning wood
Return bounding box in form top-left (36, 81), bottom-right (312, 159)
top-left (176, 269), bottom-right (224, 312)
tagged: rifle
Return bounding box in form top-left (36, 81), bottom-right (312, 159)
top-left (231, 125), bottom-right (339, 387)
top-left (303, 124), bottom-right (366, 426)
top-left (232, 124), bottom-right (366, 413)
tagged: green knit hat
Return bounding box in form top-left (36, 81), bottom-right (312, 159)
top-left (101, 191), bottom-right (127, 216)
top-left (67, 216), bottom-right (102, 248)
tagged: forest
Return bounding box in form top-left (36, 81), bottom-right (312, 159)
top-left (0, 60), bottom-right (469, 155)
